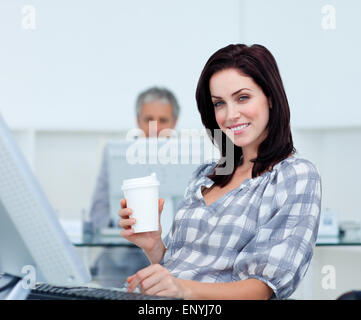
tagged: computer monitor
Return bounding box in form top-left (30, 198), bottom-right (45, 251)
top-left (0, 114), bottom-right (91, 298)
top-left (106, 135), bottom-right (214, 228)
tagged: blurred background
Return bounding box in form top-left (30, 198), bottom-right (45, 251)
top-left (1, 0), bottom-right (361, 299)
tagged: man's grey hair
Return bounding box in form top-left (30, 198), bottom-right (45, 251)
top-left (135, 86), bottom-right (180, 119)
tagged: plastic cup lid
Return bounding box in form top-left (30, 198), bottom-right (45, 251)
top-left (121, 172), bottom-right (160, 190)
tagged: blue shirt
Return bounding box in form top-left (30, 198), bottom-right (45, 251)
top-left (161, 156), bottom-right (322, 299)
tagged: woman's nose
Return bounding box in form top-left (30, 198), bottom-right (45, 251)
top-left (226, 104), bottom-right (241, 122)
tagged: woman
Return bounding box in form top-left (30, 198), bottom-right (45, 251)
top-left (118, 44), bottom-right (322, 300)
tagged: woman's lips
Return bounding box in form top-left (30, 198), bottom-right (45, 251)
top-left (227, 123), bottom-right (250, 135)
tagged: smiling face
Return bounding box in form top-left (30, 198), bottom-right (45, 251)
top-left (210, 68), bottom-right (270, 156)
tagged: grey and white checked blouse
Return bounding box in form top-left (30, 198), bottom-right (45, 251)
top-left (160, 156), bottom-right (322, 300)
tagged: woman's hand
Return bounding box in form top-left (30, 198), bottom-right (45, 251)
top-left (118, 198), bottom-right (164, 252)
top-left (127, 264), bottom-right (190, 299)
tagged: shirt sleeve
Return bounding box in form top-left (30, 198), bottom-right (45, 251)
top-left (182, 160), bottom-right (217, 199)
top-left (232, 160), bottom-right (322, 300)
top-left (89, 147), bottom-right (111, 229)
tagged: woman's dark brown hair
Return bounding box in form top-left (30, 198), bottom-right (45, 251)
top-left (196, 44), bottom-right (295, 187)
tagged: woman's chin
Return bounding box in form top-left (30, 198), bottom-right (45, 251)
top-left (225, 135), bottom-right (248, 148)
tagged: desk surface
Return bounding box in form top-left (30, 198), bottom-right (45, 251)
top-left (71, 231), bottom-right (361, 247)
top-left (71, 232), bottom-right (136, 247)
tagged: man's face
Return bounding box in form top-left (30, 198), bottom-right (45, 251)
top-left (137, 100), bottom-right (177, 137)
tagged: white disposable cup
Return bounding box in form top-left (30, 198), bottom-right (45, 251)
top-left (121, 173), bottom-right (160, 233)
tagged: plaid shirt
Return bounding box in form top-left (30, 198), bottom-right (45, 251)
top-left (161, 156), bottom-right (322, 299)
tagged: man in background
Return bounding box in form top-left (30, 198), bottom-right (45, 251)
top-left (136, 86), bottom-right (179, 138)
top-left (90, 86), bottom-right (179, 228)
top-left (89, 86), bottom-right (180, 288)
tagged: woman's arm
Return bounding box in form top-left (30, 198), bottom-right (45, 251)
top-left (142, 240), bottom-right (166, 265)
top-left (127, 264), bottom-right (274, 300)
top-left (178, 278), bottom-right (273, 300)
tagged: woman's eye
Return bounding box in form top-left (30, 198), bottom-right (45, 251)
top-left (213, 101), bottom-right (224, 108)
top-left (239, 95), bottom-right (249, 101)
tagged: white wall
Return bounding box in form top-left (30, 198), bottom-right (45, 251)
top-left (241, 0), bottom-right (361, 128)
top-left (0, 0), bottom-right (241, 131)
top-left (294, 128), bottom-right (361, 222)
